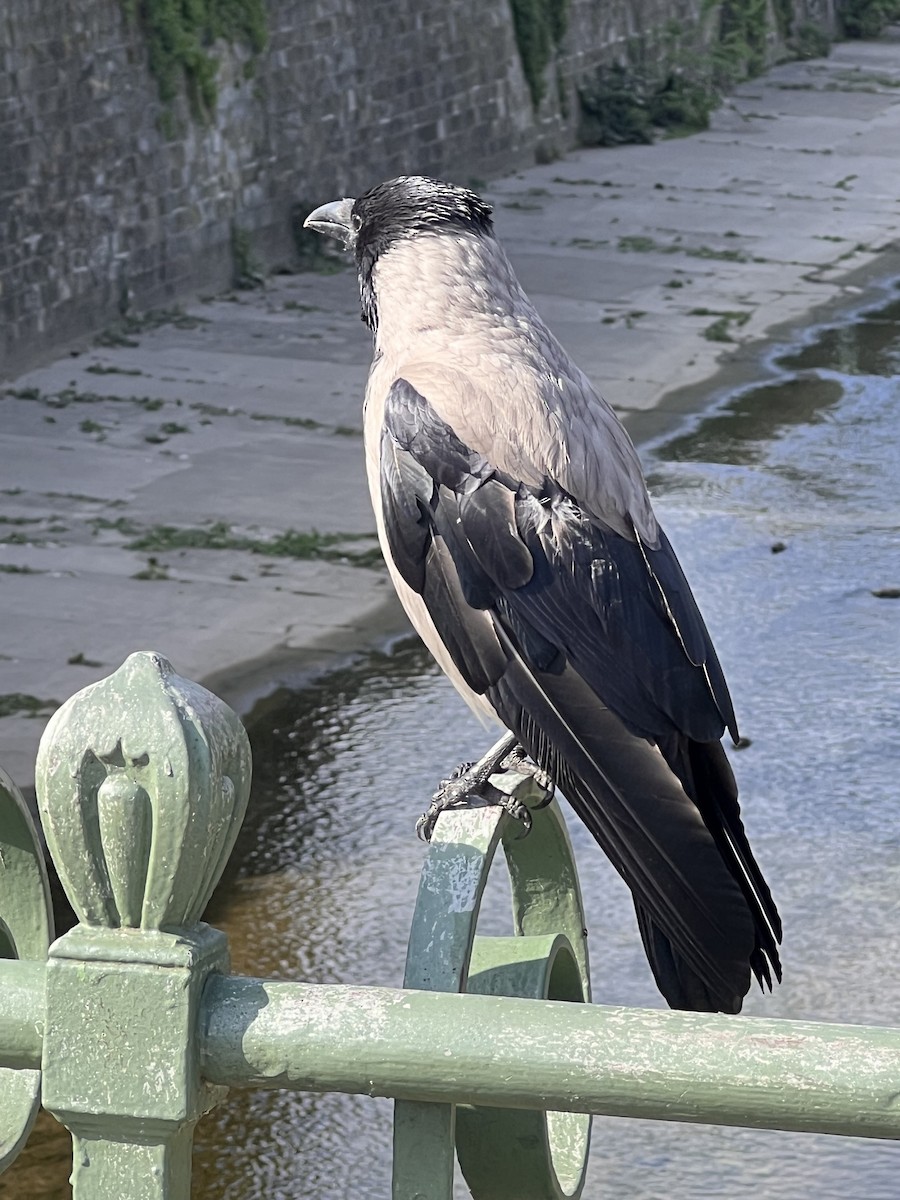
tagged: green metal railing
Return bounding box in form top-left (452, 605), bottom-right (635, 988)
top-left (1, 652), bottom-right (899, 1198)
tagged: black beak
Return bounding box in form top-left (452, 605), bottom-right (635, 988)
top-left (303, 198), bottom-right (356, 249)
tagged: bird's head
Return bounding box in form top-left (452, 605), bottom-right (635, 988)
top-left (304, 176), bottom-right (494, 329)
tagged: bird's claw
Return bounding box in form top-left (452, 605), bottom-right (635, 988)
top-left (416, 734), bottom-right (547, 842)
top-left (416, 761), bottom-right (491, 842)
top-left (490, 787), bottom-right (532, 837)
top-left (499, 746), bottom-right (555, 806)
top-left (415, 777), bottom-right (533, 843)
top-left (415, 807), bottom-right (442, 843)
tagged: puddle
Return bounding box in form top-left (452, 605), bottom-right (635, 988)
top-left (776, 293), bottom-right (900, 377)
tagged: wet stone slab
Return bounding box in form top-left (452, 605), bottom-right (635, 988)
top-left (2, 38), bottom-right (900, 791)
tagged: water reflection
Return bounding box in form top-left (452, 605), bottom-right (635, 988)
top-left (4, 289), bottom-right (900, 1198)
top-left (776, 293), bottom-right (900, 377)
top-left (660, 374), bottom-right (844, 466)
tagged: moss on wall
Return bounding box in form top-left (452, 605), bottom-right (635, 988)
top-left (509, 0), bottom-right (570, 107)
top-left (122, 0), bottom-right (268, 117)
top-left (717, 0), bottom-right (772, 78)
top-left (839, 0), bottom-right (900, 35)
top-left (579, 0), bottom-right (832, 147)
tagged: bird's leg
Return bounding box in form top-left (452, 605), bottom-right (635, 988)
top-left (416, 731), bottom-right (522, 841)
top-left (417, 736), bottom-right (559, 841)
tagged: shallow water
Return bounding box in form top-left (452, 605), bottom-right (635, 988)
top-left (5, 288), bottom-right (900, 1197)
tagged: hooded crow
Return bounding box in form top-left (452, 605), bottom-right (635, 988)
top-left (304, 175), bottom-right (781, 1014)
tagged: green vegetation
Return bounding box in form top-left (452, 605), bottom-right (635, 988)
top-left (121, 0), bottom-right (268, 118)
top-left (689, 307), bottom-right (753, 341)
top-left (231, 223), bottom-right (265, 289)
top-left (6, 385), bottom-right (167, 412)
top-left (0, 694), bottom-right (59, 718)
top-left (616, 235), bottom-right (762, 264)
top-left (840, 0), bottom-right (900, 36)
top-left (791, 21), bottom-right (833, 58)
top-left (510, 0), bottom-right (570, 108)
top-left (85, 364), bottom-right (144, 377)
top-left (96, 306), bottom-right (208, 347)
top-left (187, 399), bottom-right (360, 436)
top-left (579, 51), bottom-right (726, 146)
top-left (249, 412), bottom-right (325, 431)
top-left (718, 0), bottom-right (771, 78)
top-left (0, 529), bottom-right (44, 545)
top-left (579, 0), bottom-right (832, 146)
top-left (282, 300), bottom-right (320, 313)
top-left (688, 244), bottom-right (749, 262)
top-left (133, 556), bottom-right (171, 581)
top-left (67, 652), bottom-right (104, 667)
top-left (618, 234), bottom-right (672, 254)
top-left (144, 421), bottom-right (190, 443)
top-left (123, 521), bottom-right (381, 567)
top-left (91, 516), bottom-right (141, 537)
top-left (833, 70), bottom-right (900, 88)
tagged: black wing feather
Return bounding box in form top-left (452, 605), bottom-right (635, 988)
top-left (380, 426), bottom-right (432, 591)
top-left (512, 486), bottom-right (728, 742)
top-left (381, 377), bottom-right (781, 1012)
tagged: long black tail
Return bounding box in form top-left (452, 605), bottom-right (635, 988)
top-left (645, 734), bottom-right (783, 1007)
top-left (489, 644), bottom-right (782, 1014)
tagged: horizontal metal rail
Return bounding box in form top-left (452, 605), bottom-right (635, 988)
top-left (4, 958), bottom-right (900, 1140)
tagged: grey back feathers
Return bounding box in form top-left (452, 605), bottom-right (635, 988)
top-left (311, 175), bottom-right (781, 1013)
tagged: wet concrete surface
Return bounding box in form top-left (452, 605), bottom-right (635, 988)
top-left (2, 40), bottom-right (900, 792)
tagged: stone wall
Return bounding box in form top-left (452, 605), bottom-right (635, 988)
top-left (0, 0), bottom-right (831, 376)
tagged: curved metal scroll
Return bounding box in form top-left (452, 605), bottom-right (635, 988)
top-left (0, 766), bottom-right (53, 1173)
top-left (394, 767), bottom-right (591, 1200)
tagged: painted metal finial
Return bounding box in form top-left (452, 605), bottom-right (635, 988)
top-left (35, 651), bottom-right (251, 931)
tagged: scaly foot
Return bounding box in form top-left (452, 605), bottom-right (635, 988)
top-left (416, 731), bottom-right (520, 841)
top-left (500, 744), bottom-right (555, 805)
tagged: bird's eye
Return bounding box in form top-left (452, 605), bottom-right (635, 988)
top-left (352, 213), bottom-right (362, 232)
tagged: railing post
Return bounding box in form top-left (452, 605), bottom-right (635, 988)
top-left (394, 767), bottom-right (592, 1200)
top-left (33, 651), bottom-right (252, 1199)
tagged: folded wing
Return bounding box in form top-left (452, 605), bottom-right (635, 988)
top-left (381, 376), bottom-right (781, 1013)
